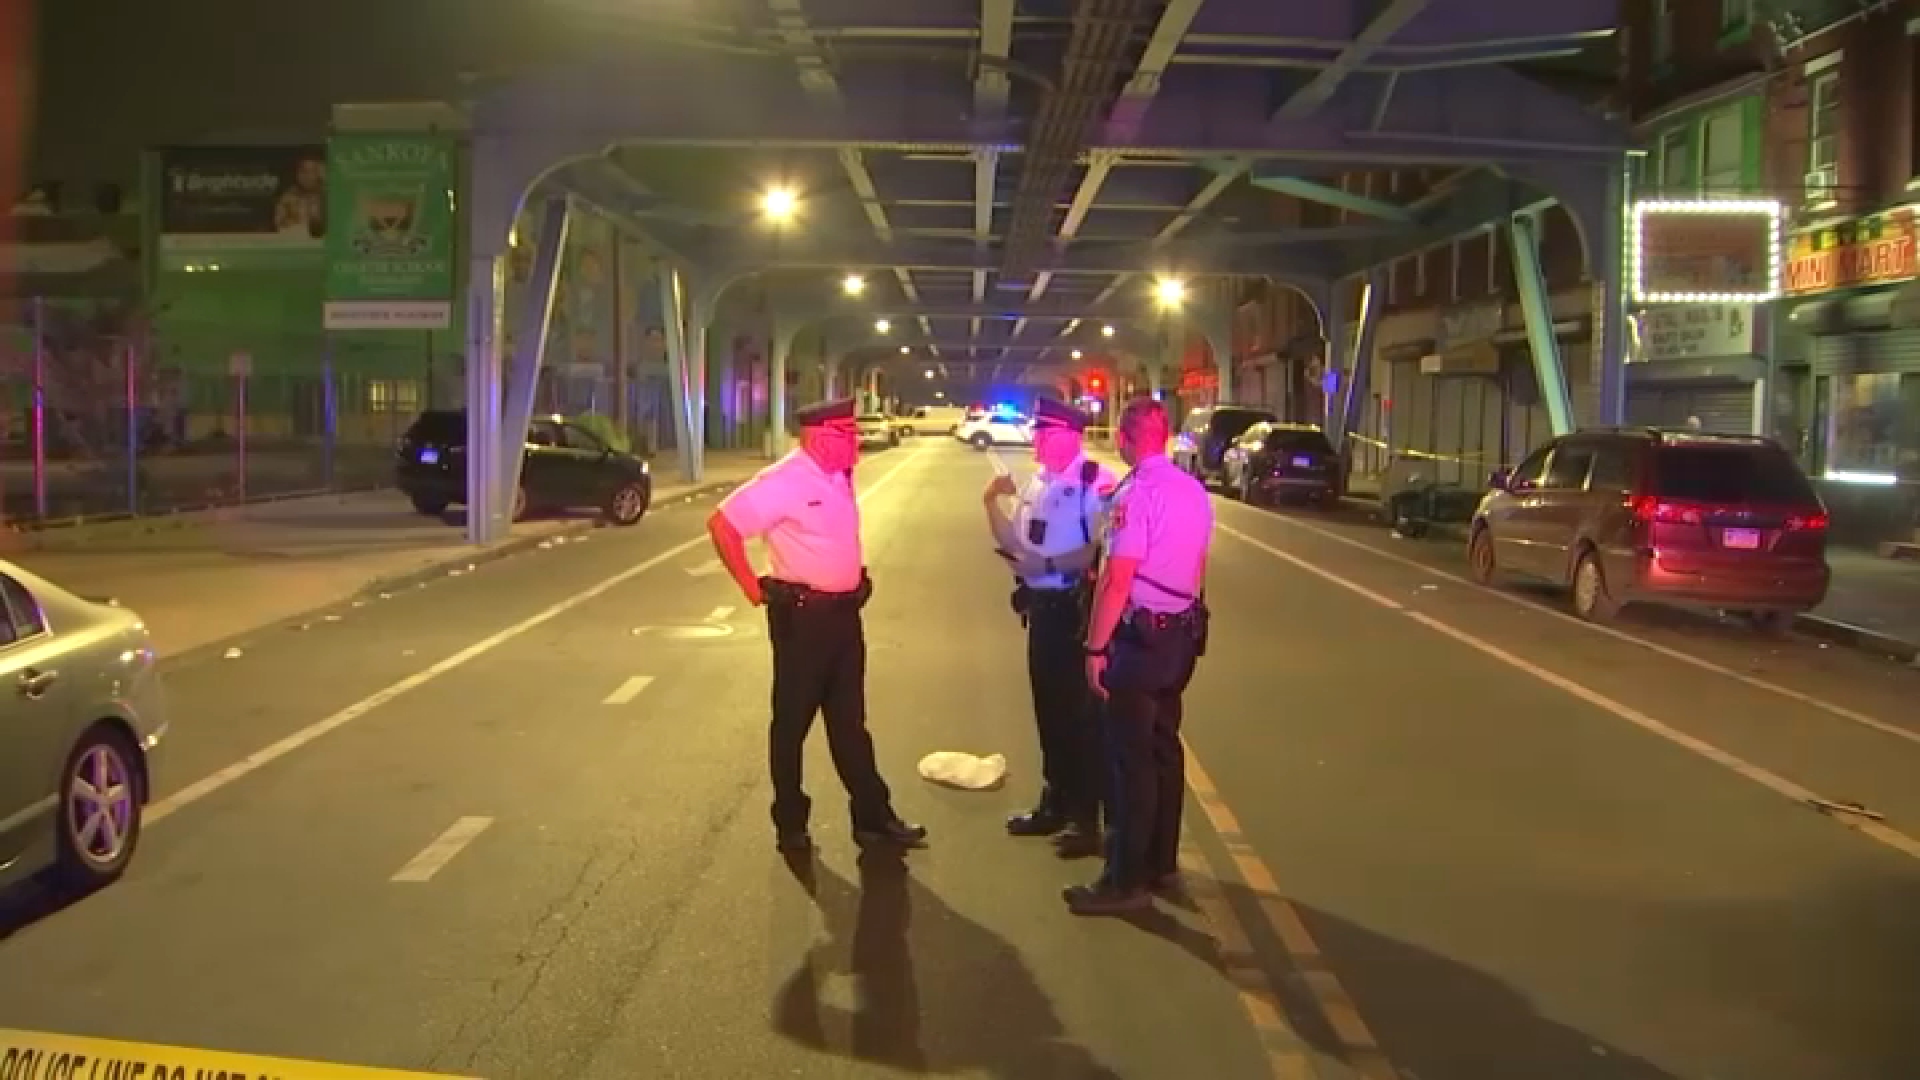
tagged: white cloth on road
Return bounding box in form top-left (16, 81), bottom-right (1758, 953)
top-left (917, 751), bottom-right (1008, 791)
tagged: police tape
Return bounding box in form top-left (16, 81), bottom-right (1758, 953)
top-left (0, 1029), bottom-right (477, 1080)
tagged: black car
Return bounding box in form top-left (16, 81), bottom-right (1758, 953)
top-left (1220, 422), bottom-right (1343, 506)
top-left (1171, 404), bottom-right (1277, 488)
top-left (395, 410), bottom-right (654, 526)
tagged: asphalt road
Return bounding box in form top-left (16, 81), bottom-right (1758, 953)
top-left (3, 437), bottom-right (1918, 1079)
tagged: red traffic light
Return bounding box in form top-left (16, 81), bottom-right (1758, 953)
top-left (1088, 374), bottom-right (1106, 391)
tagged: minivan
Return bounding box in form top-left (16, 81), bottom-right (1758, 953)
top-left (1468, 428), bottom-right (1830, 630)
top-left (1172, 405), bottom-right (1278, 488)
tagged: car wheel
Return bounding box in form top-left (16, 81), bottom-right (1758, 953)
top-left (604, 480), bottom-right (651, 527)
top-left (899, 425), bottom-right (915, 438)
top-left (970, 433), bottom-right (993, 450)
top-left (50, 724), bottom-right (144, 893)
top-left (409, 493), bottom-right (449, 517)
top-left (1467, 525), bottom-right (1499, 584)
top-left (511, 483), bottom-right (530, 523)
top-left (1237, 472), bottom-right (1256, 505)
top-left (1747, 609), bottom-right (1796, 638)
top-left (1570, 549), bottom-right (1622, 622)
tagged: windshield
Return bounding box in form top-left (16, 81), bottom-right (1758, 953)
top-left (1264, 429), bottom-right (1333, 454)
top-left (1210, 408), bottom-right (1276, 441)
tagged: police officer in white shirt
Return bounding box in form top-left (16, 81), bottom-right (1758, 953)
top-left (706, 397), bottom-right (928, 856)
top-left (1068, 396), bottom-right (1213, 916)
top-left (982, 397), bottom-right (1118, 859)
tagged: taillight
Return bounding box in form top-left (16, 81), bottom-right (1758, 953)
top-left (1784, 512), bottom-right (1829, 531)
top-left (1629, 496), bottom-right (1703, 525)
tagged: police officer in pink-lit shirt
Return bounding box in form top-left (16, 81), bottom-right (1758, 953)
top-left (1068, 396), bottom-right (1214, 916)
top-left (706, 397), bottom-right (928, 856)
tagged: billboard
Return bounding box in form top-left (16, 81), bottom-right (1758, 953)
top-left (322, 133), bottom-right (456, 330)
top-left (1629, 198), bottom-right (1782, 305)
top-left (157, 146), bottom-right (328, 251)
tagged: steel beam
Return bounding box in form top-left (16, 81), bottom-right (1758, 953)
top-left (1244, 174), bottom-right (1414, 222)
top-left (501, 197), bottom-right (571, 531)
top-left (1336, 269), bottom-right (1385, 451)
top-left (1508, 212), bottom-right (1573, 436)
top-left (659, 268), bottom-right (703, 482)
top-left (463, 254), bottom-right (508, 545)
top-left (696, 234), bottom-right (1338, 280)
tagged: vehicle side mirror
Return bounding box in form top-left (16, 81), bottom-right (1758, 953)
top-left (1488, 468), bottom-right (1511, 491)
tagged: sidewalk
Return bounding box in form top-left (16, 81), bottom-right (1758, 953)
top-left (1801, 550), bottom-right (1920, 662)
top-left (2, 451), bottom-right (766, 658)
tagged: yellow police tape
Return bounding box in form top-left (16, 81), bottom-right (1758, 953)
top-left (0, 1029), bottom-right (477, 1080)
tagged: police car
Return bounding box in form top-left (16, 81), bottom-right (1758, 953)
top-left (954, 407), bottom-right (1035, 450)
top-left (856, 413), bottom-right (900, 448)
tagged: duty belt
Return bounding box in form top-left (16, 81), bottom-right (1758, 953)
top-left (763, 575), bottom-right (870, 610)
top-left (1129, 606), bottom-right (1199, 630)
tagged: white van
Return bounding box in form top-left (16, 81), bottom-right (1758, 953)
top-left (896, 404), bottom-right (970, 437)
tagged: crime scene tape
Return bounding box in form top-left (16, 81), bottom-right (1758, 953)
top-left (0, 1029), bottom-right (478, 1080)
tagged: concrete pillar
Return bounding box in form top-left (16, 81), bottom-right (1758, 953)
top-left (1510, 211), bottom-right (1575, 436)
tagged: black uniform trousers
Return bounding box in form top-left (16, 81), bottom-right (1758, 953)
top-left (1025, 588), bottom-right (1105, 827)
top-left (1099, 612), bottom-right (1201, 890)
top-left (765, 579), bottom-right (895, 832)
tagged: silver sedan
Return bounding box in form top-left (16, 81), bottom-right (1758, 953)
top-left (0, 561), bottom-right (167, 895)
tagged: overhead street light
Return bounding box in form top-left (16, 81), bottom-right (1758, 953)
top-left (842, 274), bottom-right (865, 296)
top-left (1101, 324), bottom-right (1116, 338)
top-left (924, 368), bottom-right (935, 379)
top-left (760, 187), bottom-right (797, 222)
top-left (1070, 349), bottom-right (1083, 360)
top-left (874, 318), bottom-right (891, 335)
top-left (1154, 277), bottom-right (1185, 308)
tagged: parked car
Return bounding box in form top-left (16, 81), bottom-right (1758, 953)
top-left (1222, 422), bottom-right (1342, 506)
top-left (1172, 404), bottom-right (1277, 488)
top-left (0, 562), bottom-right (166, 896)
top-left (396, 410), bottom-right (654, 526)
top-left (1468, 428), bottom-right (1830, 630)
top-left (857, 413), bottom-right (900, 449)
top-left (955, 409), bottom-right (1034, 449)
top-left (895, 404), bottom-right (970, 437)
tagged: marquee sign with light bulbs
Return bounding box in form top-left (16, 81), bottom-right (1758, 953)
top-left (1628, 198), bottom-right (1783, 305)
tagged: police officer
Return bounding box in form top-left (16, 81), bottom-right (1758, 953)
top-left (706, 397), bottom-right (928, 856)
top-left (1068, 397), bottom-right (1214, 916)
top-left (982, 398), bottom-right (1118, 858)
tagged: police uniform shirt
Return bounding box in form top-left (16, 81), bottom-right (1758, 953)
top-left (718, 449), bottom-right (865, 593)
top-left (1105, 455), bottom-right (1213, 613)
top-left (1012, 454), bottom-right (1119, 589)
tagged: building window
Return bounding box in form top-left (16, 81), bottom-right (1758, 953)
top-left (368, 379), bottom-right (422, 414)
top-left (1701, 106), bottom-right (1745, 192)
top-left (1658, 127), bottom-right (1694, 192)
top-left (1806, 69), bottom-right (1841, 206)
top-left (1825, 372), bottom-right (1920, 481)
top-left (1652, 0), bottom-right (1673, 68)
top-left (1720, 0), bottom-right (1751, 37)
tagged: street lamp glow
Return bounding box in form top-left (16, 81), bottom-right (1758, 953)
top-left (934, 390), bottom-right (946, 400)
top-left (899, 345), bottom-right (911, 354)
top-left (1154, 277), bottom-right (1186, 308)
top-left (842, 274), bottom-right (865, 296)
top-left (1101, 324), bottom-right (1116, 338)
top-left (1070, 349), bottom-right (1083, 360)
top-left (924, 368), bottom-right (935, 379)
top-left (760, 187), bottom-right (797, 222)
top-left (874, 318), bottom-right (891, 335)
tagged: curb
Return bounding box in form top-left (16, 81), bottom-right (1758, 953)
top-left (1878, 541), bottom-right (1920, 562)
top-left (1793, 614), bottom-right (1920, 665)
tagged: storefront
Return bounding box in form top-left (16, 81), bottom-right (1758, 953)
top-left (1626, 303), bottom-right (1764, 433)
top-left (1780, 205), bottom-right (1920, 544)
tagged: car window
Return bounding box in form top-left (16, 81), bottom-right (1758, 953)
top-left (913, 408), bottom-right (930, 419)
top-left (0, 576), bottom-right (44, 641)
top-left (527, 421), bottom-right (561, 448)
top-left (1264, 428), bottom-right (1334, 455)
top-left (1588, 442), bottom-right (1637, 492)
top-left (1509, 445), bottom-right (1553, 490)
top-left (1236, 423), bottom-right (1270, 446)
top-left (1653, 444), bottom-right (1818, 504)
top-left (1544, 444), bottom-right (1597, 490)
top-left (1183, 410), bottom-right (1209, 434)
top-left (558, 424), bottom-right (605, 453)
top-left (1209, 409), bottom-right (1276, 441)
top-left (407, 410), bottom-right (465, 444)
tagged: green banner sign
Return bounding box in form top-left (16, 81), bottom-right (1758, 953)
top-left (323, 134), bottom-right (456, 330)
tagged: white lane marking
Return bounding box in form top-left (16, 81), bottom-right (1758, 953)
top-left (391, 816), bottom-right (494, 882)
top-left (146, 450), bottom-right (927, 825)
top-left (685, 558), bottom-right (723, 576)
top-left (1221, 523), bottom-right (1920, 862)
top-left (1226, 501), bottom-right (1920, 749)
top-left (707, 605), bottom-right (736, 621)
top-left (602, 675), bottom-right (655, 706)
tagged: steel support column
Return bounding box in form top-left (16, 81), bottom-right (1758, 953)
top-left (500, 198), bottom-right (571, 524)
top-left (710, 320), bottom-right (737, 449)
top-left (1193, 306), bottom-right (1234, 405)
top-left (1589, 165), bottom-right (1631, 427)
top-left (767, 310), bottom-right (802, 459)
top-left (1509, 212), bottom-right (1575, 435)
top-left (659, 268), bottom-right (705, 483)
top-left (1336, 270), bottom-right (1385, 451)
top-left (464, 254), bottom-right (508, 545)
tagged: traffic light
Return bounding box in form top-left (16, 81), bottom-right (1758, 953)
top-left (1088, 373), bottom-right (1106, 393)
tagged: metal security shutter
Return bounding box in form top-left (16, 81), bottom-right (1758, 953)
top-left (1626, 383), bottom-right (1753, 433)
top-left (1859, 329), bottom-right (1920, 373)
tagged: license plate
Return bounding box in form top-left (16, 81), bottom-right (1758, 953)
top-left (1290, 455), bottom-right (1313, 468)
top-left (1721, 527), bottom-right (1761, 550)
top-left (418, 448), bottom-right (440, 464)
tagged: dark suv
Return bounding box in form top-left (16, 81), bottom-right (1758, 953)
top-left (395, 410), bottom-right (654, 526)
top-left (1172, 404), bottom-right (1277, 489)
top-left (1221, 422), bottom-right (1342, 506)
top-left (1468, 428), bottom-right (1830, 630)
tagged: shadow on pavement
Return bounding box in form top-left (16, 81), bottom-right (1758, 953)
top-left (772, 849), bottom-right (1123, 1078)
top-left (0, 878), bottom-right (87, 942)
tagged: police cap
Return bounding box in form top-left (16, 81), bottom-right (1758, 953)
top-left (1032, 397), bottom-right (1092, 433)
top-left (795, 397), bottom-right (857, 427)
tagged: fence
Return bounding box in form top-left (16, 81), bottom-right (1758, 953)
top-left (0, 315), bottom-right (441, 526)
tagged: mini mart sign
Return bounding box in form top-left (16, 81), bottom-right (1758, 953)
top-left (1784, 206), bottom-right (1918, 296)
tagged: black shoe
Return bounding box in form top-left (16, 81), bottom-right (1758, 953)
top-left (775, 828), bottom-right (814, 854)
top-left (1007, 808), bottom-right (1066, 837)
top-left (854, 820), bottom-right (929, 849)
top-left (1063, 881), bottom-right (1152, 916)
top-left (1148, 871), bottom-right (1182, 894)
top-left (1052, 822), bottom-right (1103, 859)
